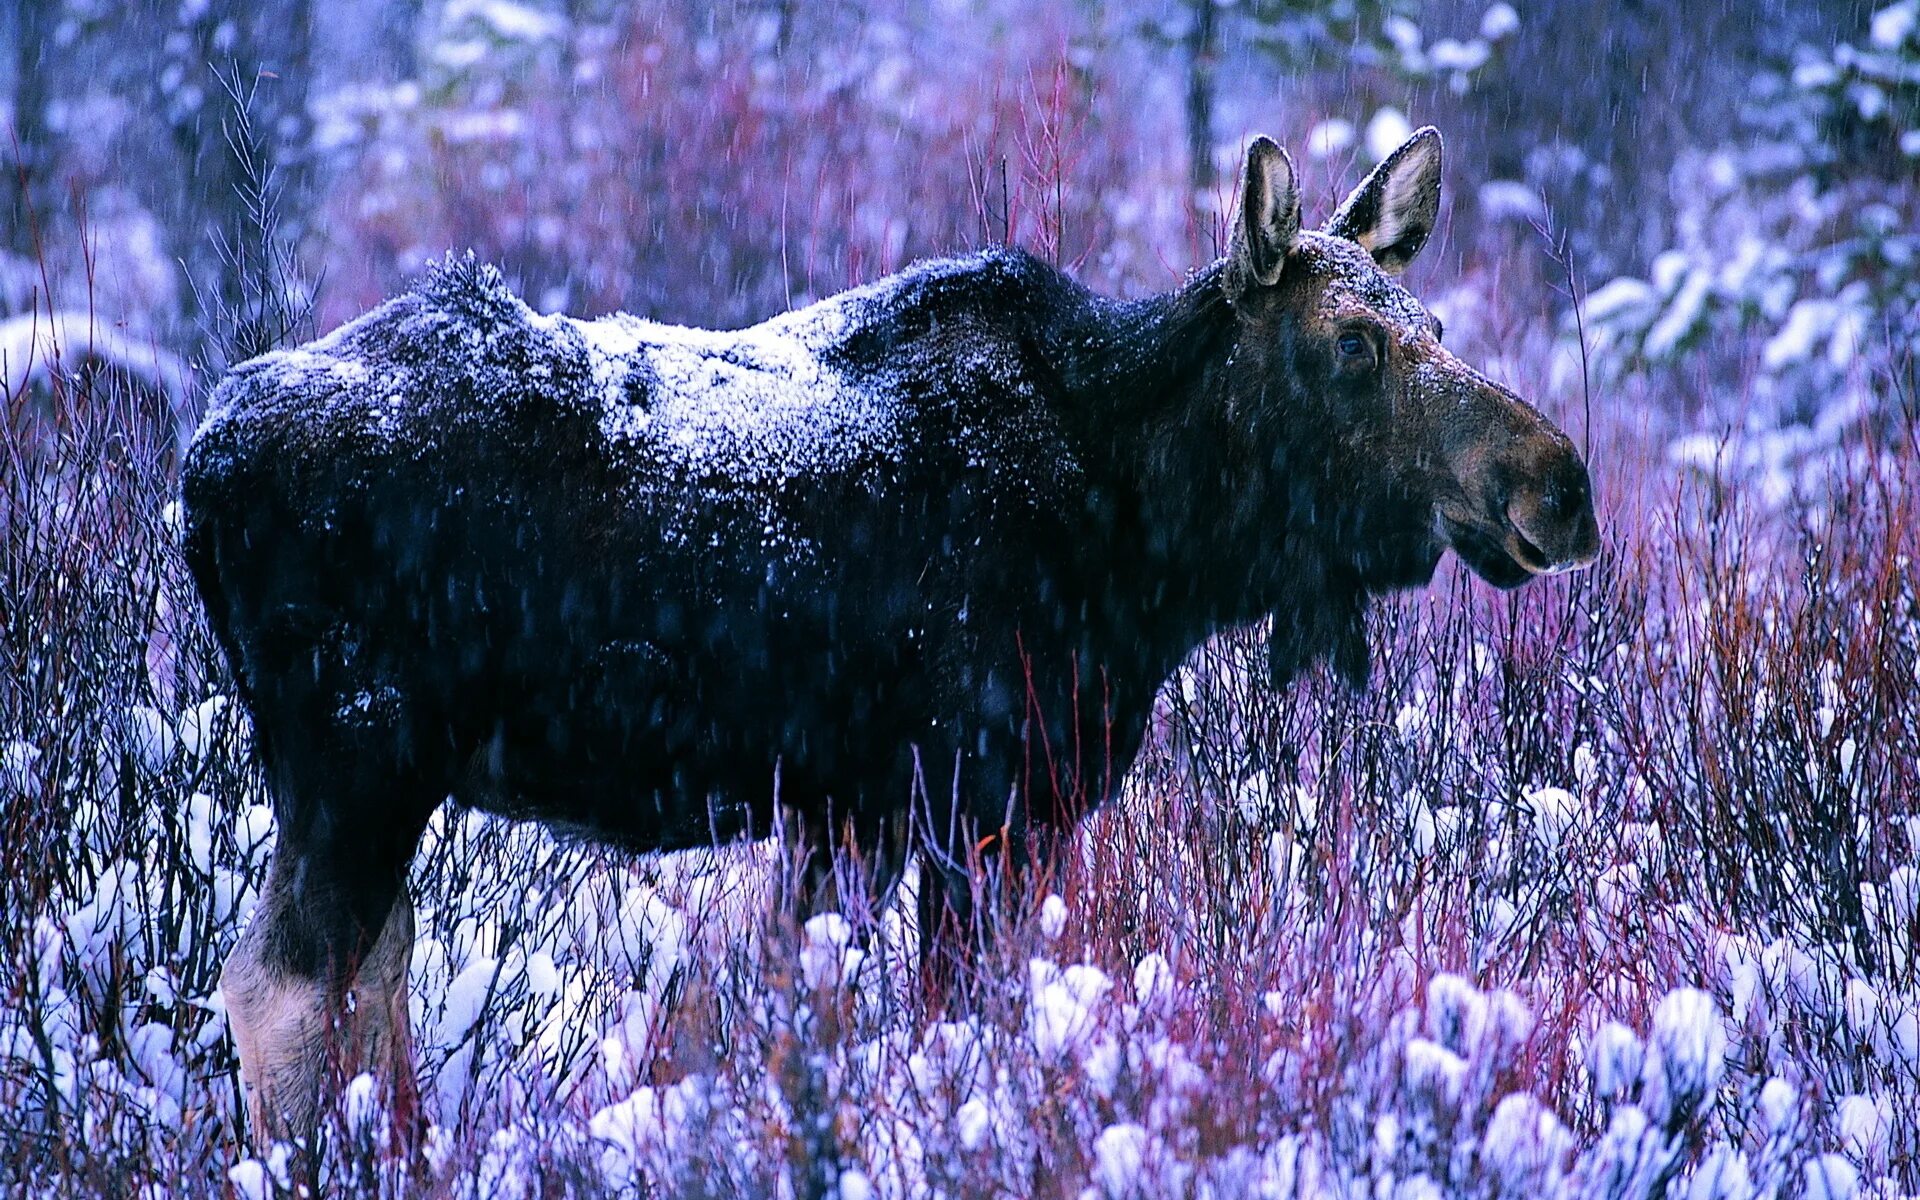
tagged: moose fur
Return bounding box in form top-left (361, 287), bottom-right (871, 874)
top-left (183, 127), bottom-right (1599, 1141)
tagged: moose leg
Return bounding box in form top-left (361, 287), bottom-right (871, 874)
top-left (220, 654), bottom-right (443, 1149)
top-left (223, 832), bottom-right (421, 1147)
top-left (222, 865), bottom-right (332, 1144)
top-left (349, 885), bottom-right (418, 1129)
top-left (914, 772), bottom-right (1078, 1007)
top-left (783, 803), bottom-right (910, 933)
top-left (915, 854), bottom-right (978, 1008)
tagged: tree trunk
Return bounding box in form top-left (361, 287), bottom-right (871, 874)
top-left (1184, 0), bottom-right (1218, 194)
top-left (7, 0), bottom-right (55, 263)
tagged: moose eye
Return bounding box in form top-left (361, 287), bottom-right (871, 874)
top-left (1335, 331), bottom-right (1373, 365)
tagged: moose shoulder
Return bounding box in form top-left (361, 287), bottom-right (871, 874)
top-left (183, 127), bottom-right (1599, 1141)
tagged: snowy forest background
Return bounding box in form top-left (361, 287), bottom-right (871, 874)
top-left (3, 0), bottom-right (1918, 1196)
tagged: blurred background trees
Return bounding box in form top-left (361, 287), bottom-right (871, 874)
top-left (2, 0), bottom-right (1913, 474)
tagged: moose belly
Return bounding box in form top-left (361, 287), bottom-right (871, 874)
top-left (442, 601), bottom-right (932, 853)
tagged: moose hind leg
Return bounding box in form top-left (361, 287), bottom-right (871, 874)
top-left (224, 848), bottom-right (424, 1147)
top-left (222, 855), bottom-right (338, 1145)
top-left (221, 689), bottom-right (441, 1147)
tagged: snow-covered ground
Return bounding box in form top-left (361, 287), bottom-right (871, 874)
top-left (3, 427), bottom-right (1916, 1197)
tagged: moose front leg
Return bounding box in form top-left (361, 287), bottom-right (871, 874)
top-left (222, 876), bottom-right (334, 1145)
top-left (220, 676), bottom-right (438, 1152)
top-left (346, 886), bottom-right (419, 1134)
top-left (912, 778), bottom-right (1071, 1009)
top-left (782, 801), bottom-right (911, 935)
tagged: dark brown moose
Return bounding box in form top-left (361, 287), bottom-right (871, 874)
top-left (183, 127), bottom-right (1599, 1142)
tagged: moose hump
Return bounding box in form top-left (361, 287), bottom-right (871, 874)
top-left (197, 252), bottom-right (1081, 567)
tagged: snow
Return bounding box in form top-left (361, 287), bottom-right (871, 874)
top-left (1523, 785), bottom-right (1581, 847)
top-left (18, 813), bottom-right (1893, 1200)
top-left (1401, 1037), bottom-right (1468, 1106)
top-left (1480, 3), bottom-right (1521, 40)
top-left (1131, 953), bottom-right (1174, 1015)
top-left (3, 739), bottom-right (41, 793)
top-left (1833, 1093), bottom-right (1892, 1171)
top-left (525, 951), bottom-right (560, 997)
top-left (1761, 298), bottom-right (1833, 370)
top-left (955, 1097), bottom-right (991, 1150)
top-left (589, 1086), bottom-right (675, 1186)
top-left (1871, 2), bottom-right (1917, 49)
top-left (123, 704), bottom-right (177, 773)
top-left (1088, 1123), bottom-right (1152, 1197)
top-left (176, 695), bottom-right (230, 760)
top-left (575, 283), bottom-right (898, 496)
top-left (613, 886), bottom-right (688, 985)
top-left (1801, 1154), bottom-right (1861, 1200)
top-left (1581, 276), bottom-right (1655, 325)
top-left (1230, 769), bottom-right (1272, 823)
top-left (0, 309), bottom-right (188, 402)
top-left (1889, 1007), bottom-right (1920, 1066)
top-left (1479, 1094), bottom-right (1570, 1190)
top-left (184, 792), bottom-right (214, 875)
top-left (443, 0), bottom-right (565, 43)
top-left (344, 1071), bottom-right (389, 1144)
top-left (1428, 38), bottom-right (1490, 74)
top-left (1586, 1022), bottom-right (1643, 1100)
top-left (1365, 108), bottom-right (1414, 164)
top-left (227, 1159), bottom-right (271, 1200)
top-left (799, 912), bottom-right (862, 989)
top-left (1478, 179), bottom-right (1546, 224)
top-left (1028, 958), bottom-right (1112, 1059)
top-left (837, 1168), bottom-right (873, 1200)
top-left (1644, 267), bottom-right (1711, 359)
top-left (1384, 17), bottom-right (1423, 62)
top-left (1426, 972), bottom-right (1489, 1053)
top-left (1641, 989), bottom-right (1727, 1126)
top-left (1686, 1144), bottom-right (1752, 1200)
top-left (1039, 893), bottom-right (1069, 940)
top-left (1306, 119), bottom-right (1355, 160)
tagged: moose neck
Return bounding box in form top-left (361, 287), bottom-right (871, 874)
top-left (1035, 259), bottom-right (1335, 631)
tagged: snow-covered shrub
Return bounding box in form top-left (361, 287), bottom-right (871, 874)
top-left (8, 333), bottom-right (1919, 1198)
top-left (307, 0), bottom-right (1160, 336)
top-left (1578, 3), bottom-right (1920, 502)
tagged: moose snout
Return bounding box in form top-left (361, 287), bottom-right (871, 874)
top-left (1500, 450), bottom-right (1600, 575)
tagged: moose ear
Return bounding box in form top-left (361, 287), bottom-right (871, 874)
top-left (1325, 126), bottom-right (1443, 275)
top-left (1227, 136), bottom-right (1301, 297)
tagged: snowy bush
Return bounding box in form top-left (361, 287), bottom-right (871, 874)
top-left (1578, 2), bottom-right (1920, 503)
top-left (20, 343), bottom-right (1918, 1195)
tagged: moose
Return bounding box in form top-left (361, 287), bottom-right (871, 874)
top-left (183, 128), bottom-right (1599, 1141)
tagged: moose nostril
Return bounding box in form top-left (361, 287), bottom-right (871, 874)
top-left (1504, 493), bottom-right (1594, 572)
top-left (1551, 463), bottom-right (1592, 514)
top-left (1529, 464), bottom-right (1589, 524)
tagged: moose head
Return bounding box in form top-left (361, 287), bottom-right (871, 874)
top-left (1213, 128), bottom-right (1601, 684)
